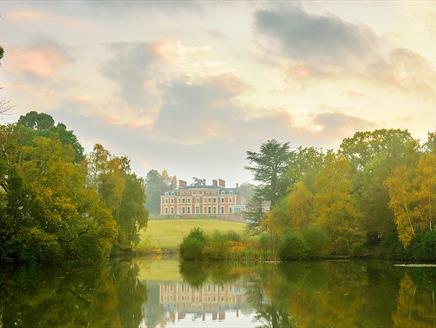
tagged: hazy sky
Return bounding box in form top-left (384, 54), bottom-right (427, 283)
top-left (1, 1), bottom-right (436, 186)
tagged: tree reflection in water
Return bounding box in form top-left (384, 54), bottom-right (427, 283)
top-left (1, 260), bottom-right (436, 328)
top-left (0, 260), bottom-right (147, 328)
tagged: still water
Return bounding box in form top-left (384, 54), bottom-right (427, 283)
top-left (1, 258), bottom-right (436, 327)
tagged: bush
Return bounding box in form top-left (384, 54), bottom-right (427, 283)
top-left (206, 231), bottom-right (230, 260)
top-left (302, 225), bottom-right (330, 257)
top-left (179, 228), bottom-right (208, 260)
top-left (225, 230), bottom-right (242, 242)
top-left (278, 232), bottom-right (308, 261)
top-left (408, 230), bottom-right (436, 262)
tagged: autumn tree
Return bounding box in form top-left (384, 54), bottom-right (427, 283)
top-left (340, 129), bottom-right (419, 245)
top-left (314, 153), bottom-right (365, 254)
top-left (385, 154), bottom-right (436, 248)
top-left (88, 145), bottom-right (148, 250)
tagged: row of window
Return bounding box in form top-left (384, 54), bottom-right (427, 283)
top-left (163, 206), bottom-right (234, 215)
top-left (163, 197), bottom-right (236, 204)
top-left (164, 190), bottom-right (235, 196)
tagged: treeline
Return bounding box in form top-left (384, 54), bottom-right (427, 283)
top-left (0, 112), bottom-right (148, 264)
top-left (245, 129), bottom-right (436, 261)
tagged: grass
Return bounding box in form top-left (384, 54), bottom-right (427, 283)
top-left (138, 218), bottom-right (246, 251)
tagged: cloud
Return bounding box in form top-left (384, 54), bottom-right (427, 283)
top-left (151, 73), bottom-right (374, 148)
top-left (313, 112), bottom-right (375, 140)
top-left (6, 40), bottom-right (73, 78)
top-left (6, 10), bottom-right (47, 20)
top-left (255, 6), bottom-right (436, 98)
top-left (255, 6), bottom-right (378, 67)
top-left (102, 42), bottom-right (161, 111)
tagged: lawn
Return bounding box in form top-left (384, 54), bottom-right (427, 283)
top-left (139, 218), bottom-right (246, 250)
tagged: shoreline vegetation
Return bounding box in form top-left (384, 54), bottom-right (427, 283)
top-left (177, 130), bottom-right (436, 263)
top-left (0, 112), bottom-right (148, 265)
top-left (1, 110), bottom-right (435, 266)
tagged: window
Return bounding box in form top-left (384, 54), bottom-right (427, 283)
top-left (208, 207), bottom-right (211, 214)
top-left (182, 207), bottom-right (185, 214)
top-left (196, 197), bottom-right (200, 202)
top-left (208, 198), bottom-right (211, 203)
top-left (213, 198), bottom-right (216, 203)
top-left (221, 206), bottom-right (224, 214)
top-left (187, 207), bottom-right (190, 214)
top-left (229, 207), bottom-right (232, 214)
top-left (182, 198), bottom-right (185, 203)
top-left (221, 197), bottom-right (224, 202)
top-left (213, 207), bottom-right (216, 214)
top-left (165, 208), bottom-right (168, 214)
top-left (170, 207), bottom-right (174, 214)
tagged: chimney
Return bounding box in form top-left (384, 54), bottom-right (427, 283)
top-left (203, 179), bottom-right (206, 186)
top-left (178, 180), bottom-right (187, 188)
top-left (218, 179), bottom-right (225, 187)
top-left (212, 179), bottom-right (218, 187)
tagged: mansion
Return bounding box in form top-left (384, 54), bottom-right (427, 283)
top-left (160, 179), bottom-right (246, 217)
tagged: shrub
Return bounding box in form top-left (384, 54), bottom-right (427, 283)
top-left (408, 230), bottom-right (436, 261)
top-left (225, 230), bottom-right (242, 242)
top-left (179, 228), bottom-right (207, 260)
top-left (278, 232), bottom-right (308, 261)
top-left (206, 231), bottom-right (229, 260)
top-left (302, 225), bottom-right (330, 257)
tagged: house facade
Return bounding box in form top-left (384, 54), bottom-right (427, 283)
top-left (160, 179), bottom-right (246, 217)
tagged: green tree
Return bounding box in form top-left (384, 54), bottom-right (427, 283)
top-left (315, 153), bottom-right (365, 254)
top-left (0, 123), bottom-right (116, 263)
top-left (17, 111), bottom-right (84, 162)
top-left (340, 129), bottom-right (419, 245)
top-left (246, 139), bottom-right (291, 207)
top-left (145, 169), bottom-right (173, 215)
top-left (88, 145), bottom-right (148, 250)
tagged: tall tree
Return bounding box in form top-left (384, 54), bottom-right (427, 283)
top-left (88, 145), bottom-right (148, 249)
top-left (246, 139), bottom-right (291, 207)
top-left (145, 169), bottom-right (173, 215)
top-left (315, 153), bottom-right (365, 254)
top-left (340, 129), bottom-right (419, 244)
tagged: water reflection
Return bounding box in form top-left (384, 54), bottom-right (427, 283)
top-left (1, 259), bottom-right (436, 327)
top-left (0, 260), bottom-right (147, 328)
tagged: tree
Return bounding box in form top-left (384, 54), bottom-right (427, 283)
top-left (287, 181), bottom-right (314, 230)
top-left (340, 129), bottom-right (419, 244)
top-left (385, 154), bottom-right (436, 248)
top-left (384, 166), bottom-right (416, 248)
top-left (238, 182), bottom-right (255, 202)
top-left (17, 111), bottom-right (84, 162)
top-left (145, 169), bottom-right (173, 215)
top-left (0, 125), bottom-right (116, 263)
top-left (88, 145), bottom-right (149, 250)
top-left (315, 153), bottom-right (365, 254)
top-left (246, 139), bottom-right (291, 207)
top-left (424, 131), bottom-right (436, 154)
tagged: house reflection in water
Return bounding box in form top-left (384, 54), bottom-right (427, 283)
top-left (158, 281), bottom-right (246, 323)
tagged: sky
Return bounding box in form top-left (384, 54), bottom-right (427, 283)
top-left (1, 1), bottom-right (436, 186)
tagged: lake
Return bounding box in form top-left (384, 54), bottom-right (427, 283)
top-left (1, 258), bottom-right (435, 327)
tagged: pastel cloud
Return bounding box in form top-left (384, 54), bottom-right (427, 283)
top-left (255, 6), bottom-right (436, 98)
top-left (7, 10), bottom-right (47, 20)
top-left (7, 40), bottom-right (73, 78)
